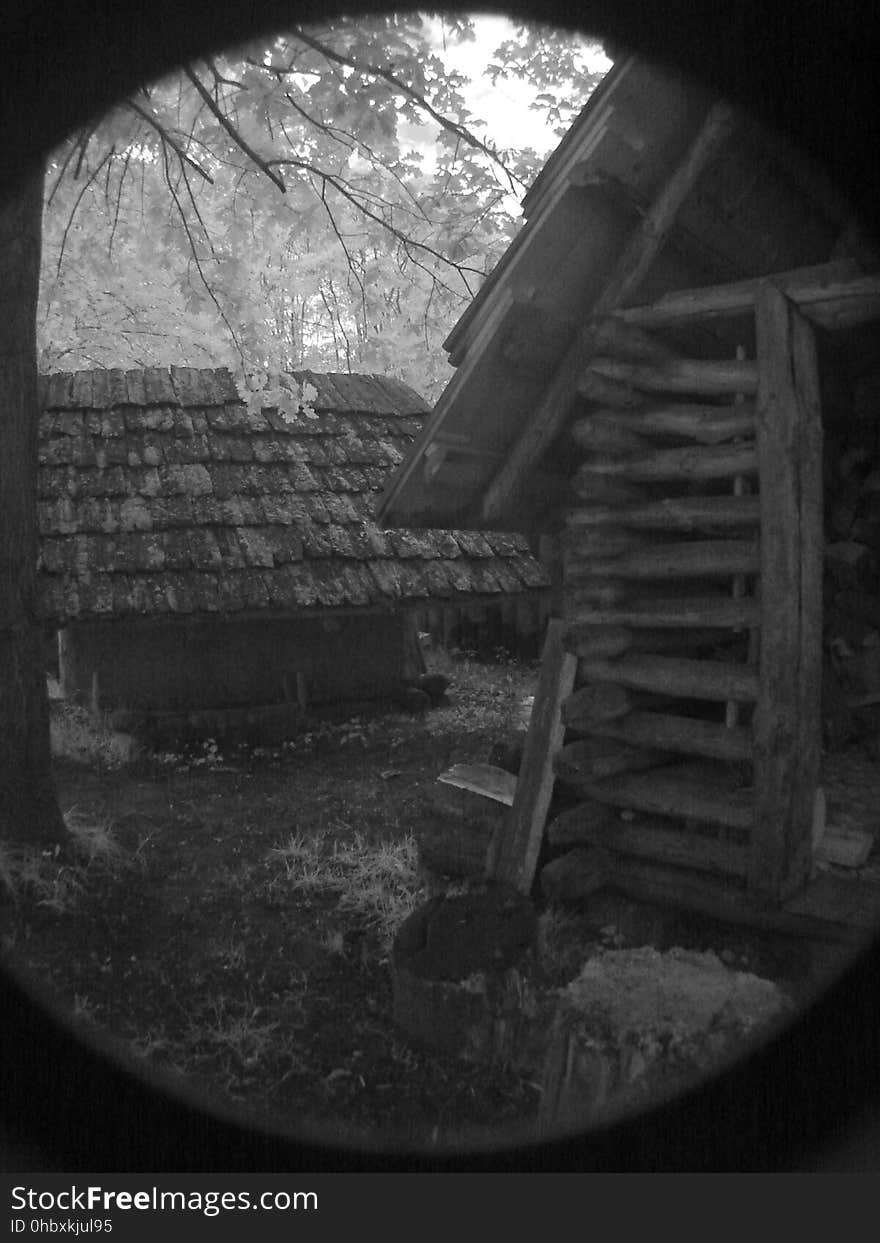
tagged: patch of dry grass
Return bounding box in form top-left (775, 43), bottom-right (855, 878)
top-left (50, 698), bottom-right (140, 769)
top-left (268, 829), bottom-right (423, 952)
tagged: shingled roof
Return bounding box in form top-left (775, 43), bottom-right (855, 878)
top-left (37, 366), bottom-right (549, 622)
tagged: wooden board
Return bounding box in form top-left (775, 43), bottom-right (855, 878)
top-left (490, 619), bottom-right (577, 892)
top-left (585, 709), bottom-right (753, 763)
top-left (578, 762), bottom-right (754, 831)
top-left (565, 494), bottom-right (761, 532)
top-left (436, 763), bottom-right (518, 807)
top-left (578, 653), bottom-right (759, 702)
top-left (750, 285), bottom-right (821, 900)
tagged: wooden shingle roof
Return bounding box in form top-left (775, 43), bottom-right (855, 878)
top-left (37, 367), bottom-right (549, 622)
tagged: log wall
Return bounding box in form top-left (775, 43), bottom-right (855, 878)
top-left (543, 290), bottom-right (824, 907)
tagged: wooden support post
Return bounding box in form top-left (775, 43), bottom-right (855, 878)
top-left (490, 618), bottom-right (577, 893)
top-left (750, 283), bottom-right (822, 901)
top-left (479, 100), bottom-right (736, 525)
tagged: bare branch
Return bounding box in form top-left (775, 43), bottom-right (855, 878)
top-left (56, 147), bottom-right (116, 276)
top-left (126, 99), bottom-right (214, 184)
top-left (185, 65), bottom-right (286, 193)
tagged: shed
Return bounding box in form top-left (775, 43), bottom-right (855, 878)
top-left (37, 366), bottom-right (549, 737)
top-left (378, 54), bottom-right (880, 928)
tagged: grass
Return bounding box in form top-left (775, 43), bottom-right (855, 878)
top-left (268, 829), bottom-right (423, 953)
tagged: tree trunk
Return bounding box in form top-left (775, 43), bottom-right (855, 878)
top-left (0, 164), bottom-right (67, 847)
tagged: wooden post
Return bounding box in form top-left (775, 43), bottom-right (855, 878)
top-left (750, 283), bottom-right (823, 901)
top-left (490, 618), bottom-right (577, 893)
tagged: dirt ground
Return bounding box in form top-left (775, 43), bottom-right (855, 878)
top-left (1, 648), bottom-right (872, 1153)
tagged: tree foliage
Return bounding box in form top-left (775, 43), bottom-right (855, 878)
top-left (39, 12), bottom-right (607, 400)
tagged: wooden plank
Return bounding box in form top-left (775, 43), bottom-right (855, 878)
top-left (544, 854), bottom-right (867, 942)
top-left (583, 403), bottom-right (756, 445)
top-left (573, 442), bottom-right (757, 484)
top-left (554, 738), bottom-right (666, 785)
top-left (571, 414), bottom-right (654, 454)
top-left (490, 619), bottom-right (577, 892)
top-left (567, 597), bottom-right (760, 630)
top-left (613, 261), bottom-right (875, 330)
top-left (565, 494), bottom-right (761, 532)
top-left (585, 355), bottom-right (758, 396)
top-left (545, 816), bottom-right (750, 878)
top-left (575, 763), bottom-right (754, 831)
top-left (751, 284), bottom-right (818, 901)
top-left (792, 303), bottom-right (824, 894)
top-left (577, 653), bottom-right (759, 702)
top-left (560, 682), bottom-right (636, 729)
top-left (583, 539), bottom-right (759, 580)
top-left (586, 709), bottom-right (753, 763)
top-left (479, 101), bottom-right (736, 525)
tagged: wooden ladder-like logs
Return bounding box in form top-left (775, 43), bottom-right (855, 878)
top-left (549, 328), bottom-right (763, 891)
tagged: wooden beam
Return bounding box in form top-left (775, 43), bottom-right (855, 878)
top-left (560, 682), bottom-right (636, 729)
top-left (586, 709), bottom-right (753, 763)
top-left (578, 653), bottom-right (759, 702)
top-left (581, 539), bottom-right (760, 581)
top-left (490, 618), bottom-right (577, 893)
top-left (565, 494), bottom-right (761, 532)
top-left (581, 403), bottom-right (756, 445)
top-left (541, 853), bottom-right (870, 942)
top-left (612, 260), bottom-right (878, 331)
top-left (751, 285), bottom-right (820, 901)
top-left (576, 762), bottom-right (754, 831)
top-left (585, 355), bottom-right (758, 396)
top-left (567, 597), bottom-right (760, 630)
top-left (545, 817), bottom-right (750, 878)
top-left (571, 415), bottom-right (654, 454)
top-left (792, 298), bottom-right (824, 889)
top-left (554, 738), bottom-right (665, 785)
top-left (573, 442), bottom-right (758, 485)
top-left (479, 100), bottom-right (737, 525)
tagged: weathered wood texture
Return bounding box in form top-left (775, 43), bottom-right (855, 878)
top-left (545, 812), bottom-right (750, 878)
top-left (585, 709), bottom-right (753, 763)
top-left (565, 597), bottom-right (760, 630)
top-left (554, 738), bottom-right (666, 786)
top-left (479, 101), bottom-right (736, 525)
top-left (565, 494), bottom-right (760, 532)
top-left (578, 403), bottom-right (756, 444)
top-left (576, 653), bottom-right (759, 702)
top-left (750, 284), bottom-right (822, 900)
top-left (584, 355), bottom-right (758, 396)
top-left (491, 618), bottom-right (577, 893)
top-left (580, 539), bottom-right (759, 581)
top-left (573, 762), bottom-right (754, 831)
top-left (573, 442), bottom-right (757, 484)
top-left (613, 260), bottom-right (879, 332)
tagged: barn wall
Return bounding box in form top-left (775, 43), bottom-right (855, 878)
top-left (58, 612), bottom-right (412, 711)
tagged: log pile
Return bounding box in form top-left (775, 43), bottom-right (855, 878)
top-left (539, 301), bottom-right (823, 908)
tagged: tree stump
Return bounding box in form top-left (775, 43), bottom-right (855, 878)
top-left (538, 946), bottom-right (793, 1133)
top-left (391, 881), bottom-right (544, 1066)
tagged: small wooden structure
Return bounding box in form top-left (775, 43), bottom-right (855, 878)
top-left (37, 367), bottom-right (549, 731)
top-left (379, 54), bottom-right (880, 930)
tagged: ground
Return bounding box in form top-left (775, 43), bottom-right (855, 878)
top-left (0, 646), bottom-right (872, 1153)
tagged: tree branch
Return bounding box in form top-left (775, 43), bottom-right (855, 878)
top-left (185, 65), bottom-right (286, 193)
top-left (126, 99), bottom-right (214, 183)
top-left (292, 26), bottom-right (529, 196)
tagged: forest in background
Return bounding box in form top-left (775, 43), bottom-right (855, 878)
top-left (38, 12), bottom-right (608, 401)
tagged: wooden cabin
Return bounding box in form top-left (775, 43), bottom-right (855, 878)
top-left (378, 54), bottom-right (880, 936)
top-left (38, 366), bottom-right (549, 740)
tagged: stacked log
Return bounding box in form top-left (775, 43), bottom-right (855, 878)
top-left (543, 324), bottom-right (766, 905)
